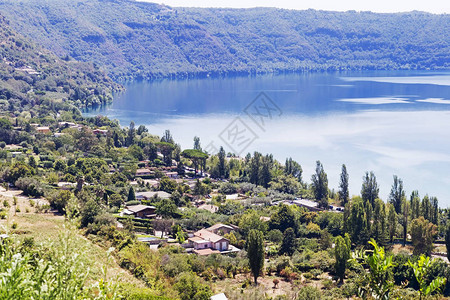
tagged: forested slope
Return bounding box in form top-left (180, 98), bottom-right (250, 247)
top-left (0, 13), bottom-right (120, 111)
top-left (0, 0), bottom-right (448, 80)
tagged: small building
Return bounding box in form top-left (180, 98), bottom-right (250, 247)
top-left (189, 229), bottom-right (229, 252)
top-left (123, 204), bottom-right (156, 218)
top-left (58, 122), bottom-right (76, 127)
top-left (165, 171), bottom-right (179, 179)
top-left (36, 126), bottom-right (51, 134)
top-left (135, 168), bottom-right (153, 177)
top-left (93, 129), bottom-right (108, 135)
top-left (206, 223), bottom-right (236, 235)
top-left (135, 191), bottom-right (171, 200)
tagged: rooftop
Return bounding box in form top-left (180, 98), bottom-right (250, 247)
top-left (125, 204), bottom-right (156, 213)
top-left (194, 229), bottom-right (228, 243)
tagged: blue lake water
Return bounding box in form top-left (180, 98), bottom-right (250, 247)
top-left (85, 70), bottom-right (450, 206)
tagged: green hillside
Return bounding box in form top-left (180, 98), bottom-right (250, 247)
top-left (0, 14), bottom-right (121, 112)
top-left (0, 0), bottom-right (448, 80)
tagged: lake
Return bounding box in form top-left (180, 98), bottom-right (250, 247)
top-left (85, 70), bottom-right (450, 206)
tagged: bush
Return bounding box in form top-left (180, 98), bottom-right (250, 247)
top-left (174, 272), bottom-right (212, 300)
top-left (296, 286), bottom-right (322, 300)
top-left (218, 182), bottom-right (237, 195)
top-left (15, 177), bottom-right (44, 197)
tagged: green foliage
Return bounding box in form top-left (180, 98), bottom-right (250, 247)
top-left (269, 204), bottom-right (298, 233)
top-left (173, 272), bottom-right (212, 300)
top-left (246, 229), bottom-right (264, 285)
top-left (361, 171), bottom-right (379, 206)
top-left (0, 15), bottom-right (119, 110)
top-left (279, 227), bottom-right (296, 256)
top-left (296, 286), bottom-right (322, 300)
top-left (311, 160), bottom-right (328, 207)
top-left (0, 229), bottom-right (119, 300)
top-left (2, 1), bottom-right (449, 81)
top-left (338, 164), bottom-right (349, 206)
top-left (334, 234), bottom-right (351, 283)
top-left (406, 255), bottom-right (446, 299)
top-left (410, 217), bottom-right (437, 256)
top-left (352, 239), bottom-right (395, 300)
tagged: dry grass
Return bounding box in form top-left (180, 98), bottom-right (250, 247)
top-left (0, 190), bottom-right (146, 289)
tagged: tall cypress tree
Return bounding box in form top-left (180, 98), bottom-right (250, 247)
top-left (361, 171), bottom-right (379, 206)
top-left (339, 164), bottom-right (349, 206)
top-left (247, 229), bottom-right (264, 285)
top-left (389, 175), bottom-right (405, 214)
top-left (128, 186), bottom-right (136, 201)
top-left (311, 160), bottom-right (328, 208)
top-left (335, 234), bottom-right (351, 283)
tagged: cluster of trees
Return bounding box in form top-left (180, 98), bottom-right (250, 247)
top-left (1, 0), bottom-right (449, 81)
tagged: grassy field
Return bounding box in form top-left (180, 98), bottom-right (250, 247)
top-left (0, 189), bottom-right (146, 289)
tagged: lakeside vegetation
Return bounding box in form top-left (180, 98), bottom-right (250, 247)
top-left (0, 0), bottom-right (448, 80)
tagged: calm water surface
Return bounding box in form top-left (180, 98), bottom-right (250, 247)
top-left (85, 70), bottom-right (450, 206)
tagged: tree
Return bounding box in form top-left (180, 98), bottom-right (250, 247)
top-left (389, 175), bottom-right (405, 214)
top-left (258, 155), bottom-right (272, 188)
top-left (349, 198), bottom-right (368, 245)
top-left (407, 255), bottom-right (446, 300)
top-left (410, 217), bottom-right (437, 256)
top-left (127, 186), bottom-right (136, 201)
top-left (387, 204), bottom-right (397, 243)
top-left (311, 160), bottom-right (328, 208)
top-left (269, 204), bottom-right (297, 233)
top-left (193, 136), bottom-right (201, 151)
top-left (156, 198), bottom-right (178, 218)
top-left (410, 190), bottom-right (421, 220)
top-left (335, 234), bottom-right (351, 283)
top-left (249, 152), bottom-right (261, 185)
top-left (159, 176), bottom-right (177, 193)
top-left (284, 157), bottom-right (302, 182)
top-left (279, 227), bottom-right (296, 256)
top-left (319, 229), bottom-right (332, 250)
top-left (218, 146), bottom-right (227, 178)
top-left (161, 129), bottom-right (174, 144)
top-left (156, 142), bottom-right (176, 166)
top-left (339, 164), bottom-right (349, 206)
top-left (445, 224), bottom-right (450, 262)
top-left (126, 121), bottom-right (135, 146)
top-left (401, 199), bottom-right (409, 247)
top-left (80, 198), bottom-right (100, 227)
top-left (361, 171), bottom-right (379, 206)
top-left (181, 149), bottom-right (208, 176)
top-left (247, 229), bottom-right (264, 285)
top-left (28, 156), bottom-right (37, 169)
top-left (239, 210), bottom-right (268, 236)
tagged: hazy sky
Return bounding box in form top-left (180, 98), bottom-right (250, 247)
top-left (145, 0), bottom-right (450, 14)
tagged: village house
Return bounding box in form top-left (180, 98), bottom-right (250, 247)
top-left (36, 126), bottom-right (51, 134)
top-left (206, 223), bottom-right (237, 235)
top-left (188, 229), bottom-right (229, 255)
top-left (164, 171), bottom-right (178, 179)
top-left (135, 168), bottom-right (153, 177)
top-left (122, 204), bottom-right (156, 218)
top-left (92, 129), bottom-right (108, 135)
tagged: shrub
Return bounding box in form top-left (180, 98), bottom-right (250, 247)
top-left (174, 272), bottom-right (212, 300)
top-left (15, 177), bottom-right (44, 197)
top-left (296, 286), bottom-right (322, 300)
